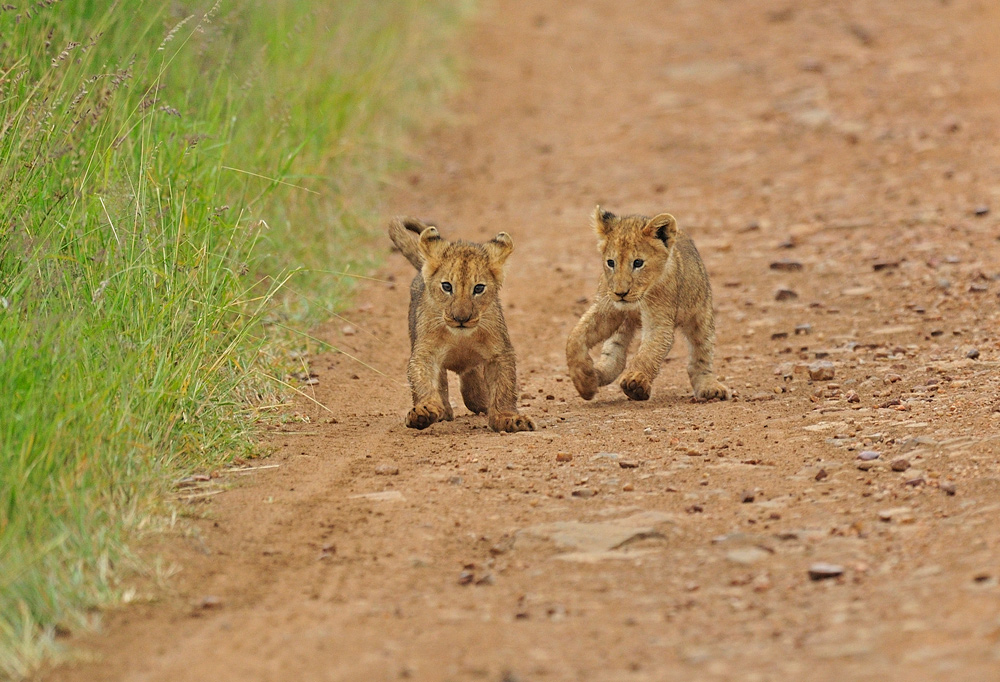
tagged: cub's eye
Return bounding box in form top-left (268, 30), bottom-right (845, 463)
top-left (473, 283), bottom-right (486, 295)
top-left (606, 259), bottom-right (615, 269)
top-left (632, 259), bottom-right (644, 269)
top-left (441, 281), bottom-right (453, 293)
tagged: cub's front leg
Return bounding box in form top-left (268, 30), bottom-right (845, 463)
top-left (484, 350), bottom-right (535, 433)
top-left (619, 315), bottom-right (676, 401)
top-left (565, 303), bottom-right (627, 400)
top-left (405, 346), bottom-right (449, 430)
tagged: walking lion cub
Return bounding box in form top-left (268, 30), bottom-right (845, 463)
top-left (566, 207), bottom-right (731, 402)
top-left (388, 217), bottom-right (535, 432)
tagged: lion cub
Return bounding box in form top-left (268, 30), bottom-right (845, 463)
top-left (566, 206), bottom-right (731, 402)
top-left (388, 217), bottom-right (535, 432)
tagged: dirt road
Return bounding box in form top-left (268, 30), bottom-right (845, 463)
top-left (44, 1), bottom-right (1000, 680)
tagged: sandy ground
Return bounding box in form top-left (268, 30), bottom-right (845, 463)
top-left (40, 0), bottom-right (1000, 680)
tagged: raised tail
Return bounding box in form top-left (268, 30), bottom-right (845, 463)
top-left (388, 216), bottom-right (432, 270)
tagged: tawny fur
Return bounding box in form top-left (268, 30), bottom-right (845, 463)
top-left (388, 217), bottom-right (535, 433)
top-left (566, 206), bottom-right (731, 402)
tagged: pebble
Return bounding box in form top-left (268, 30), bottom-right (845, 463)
top-left (814, 469), bottom-right (828, 481)
top-left (775, 288), bottom-right (799, 301)
top-left (727, 547), bottom-right (771, 565)
top-left (845, 390), bottom-right (860, 403)
top-left (883, 373), bottom-right (903, 384)
top-left (858, 450), bottom-right (881, 461)
top-left (795, 323), bottom-right (812, 335)
top-left (618, 460), bottom-right (639, 469)
top-left (571, 488), bottom-right (595, 498)
top-left (770, 259), bottom-right (803, 272)
top-left (199, 595), bottom-right (223, 609)
top-left (556, 452), bottom-right (573, 462)
top-left (966, 348), bottom-right (980, 360)
top-left (891, 458), bottom-right (911, 472)
top-left (808, 563), bottom-right (845, 581)
top-left (940, 481), bottom-right (957, 496)
top-left (808, 361), bottom-right (835, 381)
top-left (740, 489), bottom-right (755, 503)
top-left (878, 507), bottom-right (914, 522)
top-left (857, 461), bottom-right (875, 471)
top-left (974, 205), bottom-right (990, 217)
top-left (375, 464), bottom-right (400, 476)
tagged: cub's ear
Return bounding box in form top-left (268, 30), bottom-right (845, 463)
top-left (485, 232), bottom-right (514, 271)
top-left (642, 213), bottom-right (677, 248)
top-left (417, 226), bottom-right (447, 266)
top-left (592, 205), bottom-right (616, 240)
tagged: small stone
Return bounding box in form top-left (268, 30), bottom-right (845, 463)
top-left (966, 348), bottom-right (980, 360)
top-left (740, 490), bottom-right (755, 503)
top-left (845, 389), bottom-right (860, 403)
top-left (795, 323), bottom-right (812, 335)
top-left (808, 361), bottom-right (835, 381)
top-left (727, 547), bottom-right (770, 565)
top-left (341, 324), bottom-right (357, 336)
top-left (199, 596), bottom-right (223, 609)
top-left (458, 570), bottom-right (475, 585)
top-left (686, 504), bottom-right (704, 513)
top-left (556, 452), bottom-right (573, 462)
top-left (858, 450), bottom-right (881, 461)
top-left (375, 464), bottom-right (400, 476)
top-left (622, 483), bottom-right (634, 492)
top-left (571, 488), bottom-right (595, 498)
top-left (770, 259), bottom-right (803, 272)
top-left (814, 469), bottom-right (828, 481)
top-left (856, 461), bottom-right (875, 471)
top-left (883, 373), bottom-right (903, 384)
top-left (891, 458), bottom-right (911, 472)
top-left (974, 205), bottom-right (990, 217)
top-left (878, 507), bottom-right (913, 522)
top-left (775, 288), bottom-right (799, 301)
top-left (939, 481), bottom-right (957, 496)
top-left (808, 563), bottom-right (845, 580)
top-left (619, 460), bottom-right (639, 469)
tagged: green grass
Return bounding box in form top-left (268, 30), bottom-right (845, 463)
top-left (0, 1), bottom-right (469, 677)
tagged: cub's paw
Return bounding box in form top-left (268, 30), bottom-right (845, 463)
top-left (441, 405), bottom-right (455, 421)
top-left (693, 378), bottom-right (731, 402)
top-left (489, 412), bottom-right (536, 433)
top-left (405, 403), bottom-right (446, 430)
top-left (620, 372), bottom-right (652, 401)
top-left (569, 365), bottom-right (599, 400)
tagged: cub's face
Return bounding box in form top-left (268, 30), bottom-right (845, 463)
top-left (594, 206), bottom-right (677, 307)
top-left (418, 227), bottom-right (513, 332)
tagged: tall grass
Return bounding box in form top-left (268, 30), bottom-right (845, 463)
top-left (0, 1), bottom-right (468, 677)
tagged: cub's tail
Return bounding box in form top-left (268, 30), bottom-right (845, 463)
top-left (388, 216), bottom-right (432, 270)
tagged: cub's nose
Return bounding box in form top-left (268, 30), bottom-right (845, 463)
top-left (452, 312), bottom-right (473, 324)
top-left (614, 289), bottom-right (630, 300)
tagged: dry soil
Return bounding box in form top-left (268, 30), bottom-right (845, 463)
top-left (42, 0), bottom-right (1000, 680)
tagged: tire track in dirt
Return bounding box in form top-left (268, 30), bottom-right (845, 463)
top-left (44, 1), bottom-right (1000, 680)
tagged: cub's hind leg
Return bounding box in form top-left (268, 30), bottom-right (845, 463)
top-left (438, 367), bottom-right (455, 420)
top-left (459, 366), bottom-right (489, 415)
top-left (682, 309), bottom-right (730, 401)
top-left (593, 317), bottom-right (638, 386)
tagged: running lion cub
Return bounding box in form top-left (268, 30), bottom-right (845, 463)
top-left (388, 217), bottom-right (535, 432)
top-left (566, 206), bottom-right (731, 402)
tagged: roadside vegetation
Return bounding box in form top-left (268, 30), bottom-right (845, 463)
top-left (0, 1), bottom-right (468, 677)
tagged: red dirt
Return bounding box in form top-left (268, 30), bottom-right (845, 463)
top-left (41, 0), bottom-right (1000, 680)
